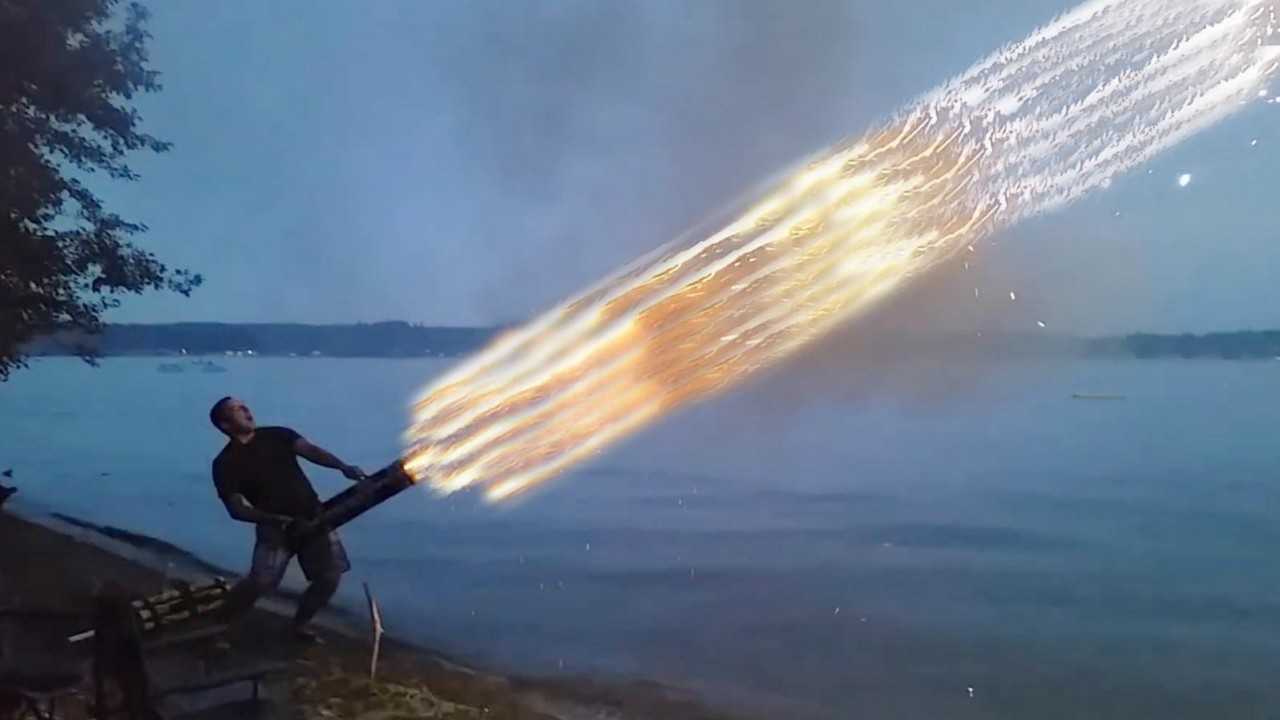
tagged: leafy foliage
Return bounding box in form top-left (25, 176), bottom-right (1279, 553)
top-left (0, 0), bottom-right (200, 380)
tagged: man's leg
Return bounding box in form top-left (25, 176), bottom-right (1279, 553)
top-left (293, 530), bottom-right (350, 636)
top-left (220, 533), bottom-right (290, 622)
top-left (292, 572), bottom-right (341, 629)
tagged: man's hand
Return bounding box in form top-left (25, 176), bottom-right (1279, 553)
top-left (341, 464), bottom-right (367, 482)
top-left (223, 494), bottom-right (299, 529)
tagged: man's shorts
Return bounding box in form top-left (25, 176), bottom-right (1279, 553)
top-left (250, 524), bottom-right (351, 584)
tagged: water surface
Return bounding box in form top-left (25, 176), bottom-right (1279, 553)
top-left (3, 355), bottom-right (1278, 718)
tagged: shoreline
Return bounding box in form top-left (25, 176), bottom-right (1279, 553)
top-left (0, 503), bottom-right (744, 720)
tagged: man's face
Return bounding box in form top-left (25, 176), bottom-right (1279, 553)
top-left (220, 397), bottom-right (255, 435)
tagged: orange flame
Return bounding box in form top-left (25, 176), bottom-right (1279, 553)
top-left (404, 0), bottom-right (1278, 501)
top-left (405, 119), bottom-right (993, 500)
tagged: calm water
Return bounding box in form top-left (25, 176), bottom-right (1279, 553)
top-left (3, 355), bottom-right (1279, 718)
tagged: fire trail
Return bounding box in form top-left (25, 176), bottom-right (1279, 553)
top-left (403, 0), bottom-right (1278, 502)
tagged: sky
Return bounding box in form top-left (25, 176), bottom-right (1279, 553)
top-left (97, 0), bottom-right (1279, 335)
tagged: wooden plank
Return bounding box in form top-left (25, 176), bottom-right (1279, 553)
top-left (143, 623), bottom-right (229, 650)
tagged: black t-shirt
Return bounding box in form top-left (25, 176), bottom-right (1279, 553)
top-left (213, 426), bottom-right (321, 518)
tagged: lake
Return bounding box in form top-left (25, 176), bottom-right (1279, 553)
top-left (3, 354), bottom-right (1279, 718)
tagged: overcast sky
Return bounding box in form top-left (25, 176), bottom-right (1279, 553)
top-left (98, 0), bottom-right (1278, 335)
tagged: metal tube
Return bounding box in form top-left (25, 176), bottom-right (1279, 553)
top-left (295, 460), bottom-right (416, 538)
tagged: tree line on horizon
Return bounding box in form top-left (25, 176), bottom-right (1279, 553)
top-left (24, 321), bottom-right (502, 358)
top-left (1090, 331), bottom-right (1280, 360)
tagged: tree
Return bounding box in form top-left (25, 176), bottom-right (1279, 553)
top-left (0, 0), bottom-right (200, 380)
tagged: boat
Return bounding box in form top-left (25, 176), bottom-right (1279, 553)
top-left (188, 359), bottom-right (227, 373)
top-left (1071, 393), bottom-right (1126, 400)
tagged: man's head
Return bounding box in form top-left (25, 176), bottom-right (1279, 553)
top-left (210, 396), bottom-right (255, 436)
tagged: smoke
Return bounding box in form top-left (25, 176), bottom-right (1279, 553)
top-left (417, 1), bottom-right (875, 321)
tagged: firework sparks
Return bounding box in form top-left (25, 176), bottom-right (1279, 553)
top-left (405, 0), bottom-right (1279, 501)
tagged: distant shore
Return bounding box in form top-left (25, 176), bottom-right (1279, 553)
top-left (1087, 330), bottom-right (1280, 360)
top-left (24, 321), bottom-right (504, 360)
top-left (0, 504), bottom-right (742, 720)
top-left (25, 322), bottom-right (1280, 361)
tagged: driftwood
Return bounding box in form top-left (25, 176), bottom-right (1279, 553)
top-left (364, 582), bottom-right (385, 682)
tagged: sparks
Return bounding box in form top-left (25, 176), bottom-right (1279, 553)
top-left (404, 0), bottom-right (1280, 501)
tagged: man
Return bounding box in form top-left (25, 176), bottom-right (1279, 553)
top-left (209, 396), bottom-right (366, 643)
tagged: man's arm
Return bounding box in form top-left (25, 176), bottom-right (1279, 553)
top-left (221, 493), bottom-right (291, 528)
top-left (294, 437), bottom-right (366, 481)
